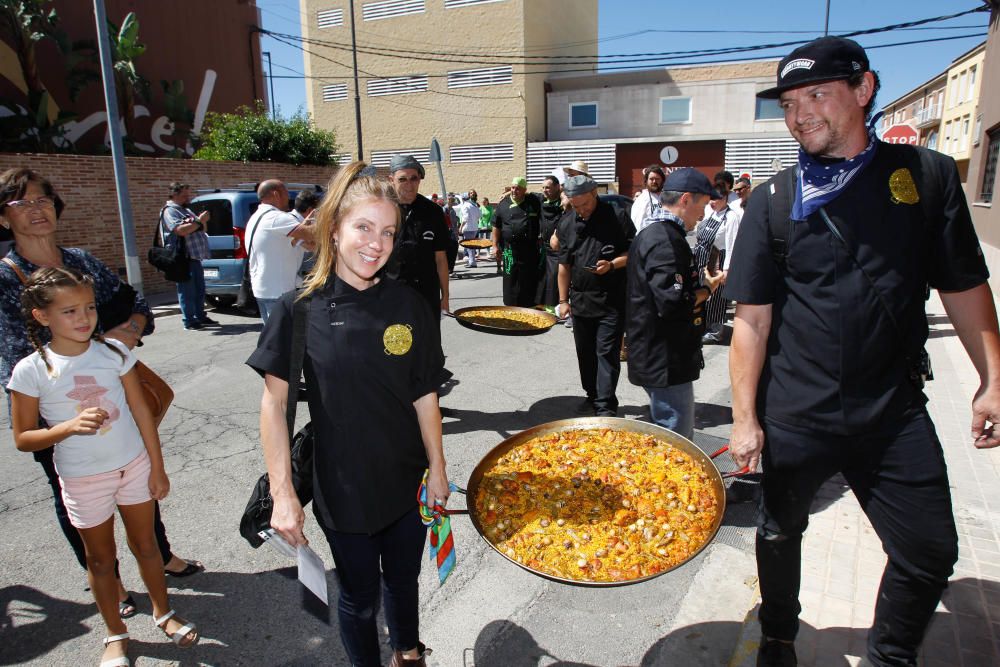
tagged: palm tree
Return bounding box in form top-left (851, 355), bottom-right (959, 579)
top-left (106, 11), bottom-right (150, 144)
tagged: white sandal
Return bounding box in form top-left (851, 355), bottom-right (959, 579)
top-left (153, 609), bottom-right (199, 647)
top-left (100, 633), bottom-right (130, 667)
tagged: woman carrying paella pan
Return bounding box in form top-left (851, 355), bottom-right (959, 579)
top-left (247, 161), bottom-right (451, 667)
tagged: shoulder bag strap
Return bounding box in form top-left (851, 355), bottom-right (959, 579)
top-left (284, 293), bottom-right (309, 439)
top-left (1, 256), bottom-right (29, 285)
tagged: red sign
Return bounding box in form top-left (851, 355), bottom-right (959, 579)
top-left (883, 124), bottom-right (919, 145)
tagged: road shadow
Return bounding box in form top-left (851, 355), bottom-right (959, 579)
top-left (205, 322), bottom-right (263, 336)
top-left (0, 585), bottom-right (93, 664)
top-left (694, 402), bottom-right (732, 429)
top-left (440, 395), bottom-right (648, 439)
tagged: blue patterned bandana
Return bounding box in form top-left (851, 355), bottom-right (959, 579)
top-left (792, 129), bottom-right (878, 221)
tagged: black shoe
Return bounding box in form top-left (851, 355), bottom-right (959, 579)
top-left (757, 638), bottom-right (796, 667)
top-left (198, 316), bottom-right (221, 326)
top-left (183, 321), bottom-right (204, 330)
top-left (574, 398), bottom-right (596, 415)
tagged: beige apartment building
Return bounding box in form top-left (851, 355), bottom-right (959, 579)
top-left (300, 0), bottom-right (597, 197)
top-left (880, 73), bottom-right (946, 150)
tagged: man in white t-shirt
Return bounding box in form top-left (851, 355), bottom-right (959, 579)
top-left (456, 193), bottom-right (481, 268)
top-left (245, 180), bottom-right (314, 323)
top-left (630, 164), bottom-right (665, 233)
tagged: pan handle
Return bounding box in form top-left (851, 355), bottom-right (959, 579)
top-left (709, 445), bottom-right (754, 479)
top-left (418, 484), bottom-right (469, 516)
top-left (439, 486), bottom-right (469, 516)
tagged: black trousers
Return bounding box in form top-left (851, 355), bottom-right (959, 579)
top-left (757, 407), bottom-right (958, 666)
top-left (36, 446), bottom-right (172, 572)
top-left (571, 310), bottom-right (624, 416)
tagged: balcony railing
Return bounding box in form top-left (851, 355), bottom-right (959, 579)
top-left (915, 104), bottom-right (942, 127)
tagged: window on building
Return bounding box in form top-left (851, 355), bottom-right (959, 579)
top-left (444, 0), bottom-right (504, 7)
top-left (317, 8), bottom-right (344, 28)
top-left (659, 97), bottom-right (691, 124)
top-left (449, 143), bottom-right (514, 163)
top-left (367, 75), bottom-right (428, 97)
top-left (569, 102), bottom-right (598, 129)
top-left (370, 148), bottom-right (431, 167)
top-left (755, 97), bottom-right (783, 120)
top-left (974, 114), bottom-right (983, 147)
top-left (949, 75), bottom-right (958, 107)
top-left (960, 115), bottom-right (971, 153)
top-left (969, 65), bottom-right (977, 102)
top-left (944, 121), bottom-right (952, 153)
top-left (322, 83), bottom-right (347, 102)
top-left (362, 0), bottom-right (425, 21)
top-left (959, 71), bottom-right (968, 104)
top-left (979, 127), bottom-right (1000, 203)
top-left (447, 66), bottom-right (512, 89)
top-left (926, 130), bottom-right (938, 150)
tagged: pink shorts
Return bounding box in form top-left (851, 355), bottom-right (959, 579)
top-left (59, 451), bottom-right (152, 529)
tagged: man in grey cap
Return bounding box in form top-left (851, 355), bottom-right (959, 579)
top-left (383, 154), bottom-right (451, 317)
top-left (625, 168), bottom-right (723, 439)
top-left (555, 175), bottom-right (632, 416)
top-left (725, 36), bottom-right (1000, 667)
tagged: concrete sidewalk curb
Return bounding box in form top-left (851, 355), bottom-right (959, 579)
top-left (727, 598), bottom-right (762, 667)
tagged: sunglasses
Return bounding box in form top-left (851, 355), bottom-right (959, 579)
top-left (734, 186), bottom-right (749, 193)
top-left (4, 196), bottom-right (55, 210)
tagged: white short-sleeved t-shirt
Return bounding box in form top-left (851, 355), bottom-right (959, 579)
top-left (246, 204), bottom-right (306, 299)
top-left (7, 339), bottom-right (143, 478)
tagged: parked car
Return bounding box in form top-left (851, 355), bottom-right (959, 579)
top-left (188, 185), bottom-right (322, 307)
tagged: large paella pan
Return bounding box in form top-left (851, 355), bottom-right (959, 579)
top-left (458, 417), bottom-right (727, 587)
top-left (450, 305), bottom-right (558, 336)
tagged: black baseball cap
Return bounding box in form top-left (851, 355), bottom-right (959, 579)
top-left (757, 36), bottom-right (869, 99)
top-left (663, 168), bottom-right (721, 199)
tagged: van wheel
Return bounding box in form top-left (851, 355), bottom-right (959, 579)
top-left (207, 295), bottom-right (236, 309)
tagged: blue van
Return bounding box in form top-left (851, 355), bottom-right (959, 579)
top-left (188, 185), bottom-right (322, 306)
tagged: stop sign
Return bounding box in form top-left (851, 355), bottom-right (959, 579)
top-left (883, 124), bottom-right (919, 145)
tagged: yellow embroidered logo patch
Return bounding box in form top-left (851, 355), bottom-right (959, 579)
top-left (889, 168), bottom-right (920, 205)
top-left (383, 324), bottom-right (413, 355)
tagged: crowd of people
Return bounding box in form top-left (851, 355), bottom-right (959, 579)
top-left (3, 35), bottom-right (1000, 667)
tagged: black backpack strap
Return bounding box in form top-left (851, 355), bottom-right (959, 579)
top-left (768, 167), bottom-right (797, 267)
top-left (285, 293), bottom-right (309, 438)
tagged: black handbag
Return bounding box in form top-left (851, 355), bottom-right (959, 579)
top-left (147, 207), bottom-right (190, 283)
top-left (239, 293), bottom-right (312, 548)
top-left (236, 209), bottom-right (267, 311)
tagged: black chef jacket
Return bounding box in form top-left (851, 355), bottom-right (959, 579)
top-left (556, 200), bottom-right (631, 318)
top-left (540, 197), bottom-right (564, 250)
top-left (626, 215), bottom-right (705, 388)
top-left (383, 194), bottom-right (449, 315)
top-left (246, 277), bottom-right (451, 534)
top-left (725, 141), bottom-right (988, 435)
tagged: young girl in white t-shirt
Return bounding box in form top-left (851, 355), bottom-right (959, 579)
top-left (7, 267), bottom-right (198, 667)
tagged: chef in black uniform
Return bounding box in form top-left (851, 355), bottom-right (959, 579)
top-left (249, 162), bottom-right (450, 667)
top-left (625, 168), bottom-right (723, 439)
top-left (491, 176), bottom-right (542, 306)
top-left (384, 154), bottom-right (451, 317)
top-left (536, 175), bottom-right (565, 308)
top-left (725, 37), bottom-right (1000, 667)
top-left (555, 175), bottom-right (631, 416)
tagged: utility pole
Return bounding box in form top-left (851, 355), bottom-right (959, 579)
top-left (348, 0), bottom-right (363, 160)
top-left (263, 50), bottom-right (276, 119)
top-left (824, 0), bottom-right (832, 36)
top-left (92, 0), bottom-right (143, 293)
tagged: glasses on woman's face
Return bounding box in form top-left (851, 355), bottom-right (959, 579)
top-left (5, 196), bottom-right (55, 211)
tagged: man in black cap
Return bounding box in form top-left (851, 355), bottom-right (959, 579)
top-left (384, 154), bottom-right (451, 316)
top-left (556, 175), bottom-right (632, 416)
top-left (725, 36), bottom-right (1000, 667)
top-left (625, 168), bottom-right (723, 438)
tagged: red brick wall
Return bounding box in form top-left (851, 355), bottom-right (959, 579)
top-left (0, 153), bottom-right (337, 295)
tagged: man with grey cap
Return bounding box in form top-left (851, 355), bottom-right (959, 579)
top-left (555, 174), bottom-right (631, 416)
top-left (384, 154), bottom-right (451, 316)
top-left (625, 168), bottom-right (723, 439)
top-left (725, 36), bottom-right (1000, 667)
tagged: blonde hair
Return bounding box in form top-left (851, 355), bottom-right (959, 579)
top-left (299, 161), bottom-right (401, 299)
top-left (20, 267), bottom-right (124, 374)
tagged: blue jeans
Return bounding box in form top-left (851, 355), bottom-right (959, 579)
top-left (319, 508), bottom-right (427, 666)
top-left (644, 382), bottom-right (694, 440)
top-left (257, 297), bottom-right (279, 324)
top-left (176, 259), bottom-right (207, 325)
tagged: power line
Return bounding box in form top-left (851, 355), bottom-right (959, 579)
top-left (276, 5), bottom-right (987, 65)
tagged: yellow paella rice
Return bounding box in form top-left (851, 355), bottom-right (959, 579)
top-left (474, 428), bottom-right (720, 583)
top-left (459, 309), bottom-right (552, 330)
top-left (460, 239), bottom-right (493, 248)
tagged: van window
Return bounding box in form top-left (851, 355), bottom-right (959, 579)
top-left (190, 199), bottom-right (234, 235)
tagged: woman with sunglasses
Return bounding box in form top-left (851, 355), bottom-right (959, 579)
top-left (0, 168), bottom-right (204, 620)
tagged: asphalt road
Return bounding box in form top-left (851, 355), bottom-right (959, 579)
top-left (0, 258), bottom-right (759, 666)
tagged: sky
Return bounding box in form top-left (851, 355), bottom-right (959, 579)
top-left (253, 0), bottom-right (991, 121)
